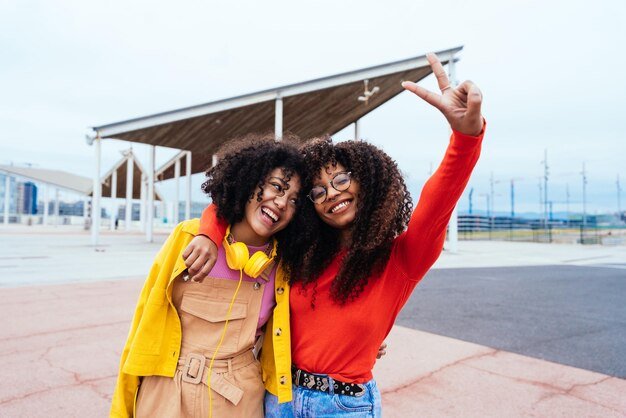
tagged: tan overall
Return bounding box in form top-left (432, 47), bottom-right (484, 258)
top-left (135, 274), bottom-right (267, 418)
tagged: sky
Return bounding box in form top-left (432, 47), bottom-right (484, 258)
top-left (1, 0), bottom-right (624, 215)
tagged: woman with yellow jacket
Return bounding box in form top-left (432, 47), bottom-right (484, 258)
top-left (110, 135), bottom-right (308, 417)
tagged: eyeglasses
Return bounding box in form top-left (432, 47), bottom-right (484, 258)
top-left (307, 171), bottom-right (352, 204)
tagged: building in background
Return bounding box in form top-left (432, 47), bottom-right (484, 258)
top-left (0, 173), bottom-right (17, 215)
top-left (16, 181), bottom-right (38, 215)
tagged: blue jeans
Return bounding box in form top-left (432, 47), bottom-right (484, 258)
top-left (264, 378), bottom-right (382, 417)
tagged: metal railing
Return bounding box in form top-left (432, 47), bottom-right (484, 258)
top-left (457, 215), bottom-right (626, 245)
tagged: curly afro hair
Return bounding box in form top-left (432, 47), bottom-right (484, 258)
top-left (201, 133), bottom-right (309, 258)
top-left (284, 136), bottom-right (413, 305)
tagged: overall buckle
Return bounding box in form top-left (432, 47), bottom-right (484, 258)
top-left (181, 353), bottom-right (206, 385)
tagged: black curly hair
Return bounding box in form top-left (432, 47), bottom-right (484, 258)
top-left (284, 136), bottom-right (413, 305)
top-left (201, 133), bottom-right (309, 259)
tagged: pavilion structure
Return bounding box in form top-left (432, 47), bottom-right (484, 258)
top-left (97, 149), bottom-right (164, 231)
top-left (89, 46), bottom-right (464, 250)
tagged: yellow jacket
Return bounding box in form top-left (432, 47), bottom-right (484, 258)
top-left (110, 219), bottom-right (292, 417)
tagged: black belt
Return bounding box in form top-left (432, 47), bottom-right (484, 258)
top-left (291, 366), bottom-right (366, 397)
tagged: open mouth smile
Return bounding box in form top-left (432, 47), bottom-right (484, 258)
top-left (261, 207), bottom-right (280, 224)
top-left (328, 199), bottom-right (352, 214)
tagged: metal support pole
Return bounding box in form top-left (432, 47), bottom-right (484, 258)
top-left (617, 174), bottom-right (622, 215)
top-left (54, 188), bottom-right (60, 227)
top-left (582, 162), bottom-right (587, 227)
top-left (543, 148), bottom-right (549, 228)
top-left (91, 136), bottom-right (101, 246)
top-left (275, 96), bottom-right (283, 141)
top-left (510, 179), bottom-right (515, 218)
top-left (110, 169), bottom-right (117, 230)
top-left (174, 157), bottom-right (180, 224)
top-left (125, 152), bottom-right (134, 230)
top-left (139, 174), bottom-right (146, 232)
top-left (3, 173), bottom-right (9, 225)
top-left (146, 145), bottom-right (155, 243)
top-left (82, 195), bottom-right (88, 224)
top-left (566, 183), bottom-right (570, 225)
top-left (185, 151), bottom-right (192, 220)
top-left (43, 183), bottom-right (49, 226)
top-left (354, 120), bottom-right (361, 141)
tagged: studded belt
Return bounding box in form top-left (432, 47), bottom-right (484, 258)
top-left (292, 366), bottom-right (366, 397)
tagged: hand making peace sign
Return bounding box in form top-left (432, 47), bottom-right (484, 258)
top-left (402, 53), bottom-right (484, 137)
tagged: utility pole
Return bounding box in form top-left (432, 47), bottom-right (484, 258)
top-left (510, 179), bottom-right (515, 218)
top-left (617, 174), bottom-right (622, 215)
top-left (549, 201), bottom-right (553, 221)
top-left (490, 172), bottom-right (499, 218)
top-left (541, 149), bottom-right (549, 227)
top-left (565, 183), bottom-right (570, 225)
top-left (581, 163), bottom-right (587, 227)
top-left (469, 187), bottom-right (474, 214)
top-left (509, 178), bottom-right (523, 218)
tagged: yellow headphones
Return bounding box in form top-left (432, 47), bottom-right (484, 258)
top-left (223, 225), bottom-right (277, 278)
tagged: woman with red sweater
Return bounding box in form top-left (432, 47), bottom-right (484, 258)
top-left (185, 53), bottom-right (485, 416)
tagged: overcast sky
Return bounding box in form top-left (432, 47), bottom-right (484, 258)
top-left (1, 0), bottom-right (624, 214)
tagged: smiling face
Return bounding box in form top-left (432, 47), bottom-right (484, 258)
top-left (234, 167), bottom-right (301, 245)
top-left (312, 162), bottom-right (360, 230)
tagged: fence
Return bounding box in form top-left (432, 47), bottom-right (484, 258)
top-left (457, 215), bottom-right (626, 245)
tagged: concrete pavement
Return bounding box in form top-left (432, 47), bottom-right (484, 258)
top-left (376, 326), bottom-right (626, 417)
top-left (0, 277), bottom-right (624, 417)
top-left (0, 227), bottom-right (624, 417)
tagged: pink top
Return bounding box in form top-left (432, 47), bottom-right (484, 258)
top-left (208, 242), bottom-right (277, 334)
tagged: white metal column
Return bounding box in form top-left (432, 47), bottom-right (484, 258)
top-left (125, 153), bottom-right (134, 230)
top-left (446, 57), bottom-right (459, 253)
top-left (146, 145), bottom-right (155, 243)
top-left (354, 120), bottom-right (361, 141)
top-left (91, 136), bottom-right (101, 246)
top-left (185, 151), bottom-right (191, 220)
top-left (174, 158), bottom-right (180, 224)
top-left (110, 169), bottom-right (117, 231)
top-left (139, 174), bottom-right (146, 232)
top-left (43, 184), bottom-right (49, 226)
top-left (3, 173), bottom-right (9, 225)
top-left (275, 96), bottom-right (283, 141)
top-left (82, 195), bottom-right (88, 224)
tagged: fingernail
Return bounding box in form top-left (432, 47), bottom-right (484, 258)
top-left (401, 81), bottom-right (410, 88)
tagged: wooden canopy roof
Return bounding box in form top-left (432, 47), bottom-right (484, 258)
top-left (93, 46), bottom-right (462, 180)
top-left (98, 150), bottom-right (163, 201)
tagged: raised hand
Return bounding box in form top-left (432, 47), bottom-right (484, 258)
top-left (402, 53), bottom-right (484, 136)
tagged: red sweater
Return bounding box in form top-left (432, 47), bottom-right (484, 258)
top-left (199, 126), bottom-right (484, 383)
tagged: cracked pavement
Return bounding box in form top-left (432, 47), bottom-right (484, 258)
top-left (0, 228), bottom-right (624, 417)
